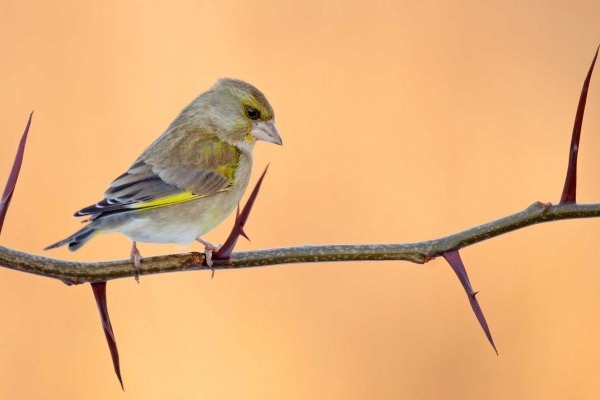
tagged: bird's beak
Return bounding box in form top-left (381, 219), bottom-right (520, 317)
top-left (251, 120), bottom-right (283, 146)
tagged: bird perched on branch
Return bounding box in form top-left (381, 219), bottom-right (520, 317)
top-left (46, 79), bottom-right (282, 277)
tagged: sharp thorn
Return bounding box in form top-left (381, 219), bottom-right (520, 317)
top-left (240, 228), bottom-right (250, 241)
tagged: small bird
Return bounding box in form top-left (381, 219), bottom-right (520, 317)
top-left (46, 78), bottom-right (282, 276)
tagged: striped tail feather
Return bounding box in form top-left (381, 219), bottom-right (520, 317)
top-left (45, 225), bottom-right (98, 252)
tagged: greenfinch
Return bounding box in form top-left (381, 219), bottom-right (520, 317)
top-left (46, 78), bottom-right (282, 270)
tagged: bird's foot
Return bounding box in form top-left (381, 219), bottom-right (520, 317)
top-left (196, 238), bottom-right (221, 274)
top-left (130, 241), bottom-right (142, 283)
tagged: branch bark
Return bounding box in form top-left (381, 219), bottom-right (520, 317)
top-left (1, 201), bottom-right (599, 284)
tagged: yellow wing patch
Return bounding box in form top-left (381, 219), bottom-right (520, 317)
top-left (133, 190), bottom-right (228, 211)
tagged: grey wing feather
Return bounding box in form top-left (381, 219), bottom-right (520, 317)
top-left (155, 167), bottom-right (228, 194)
top-left (75, 161), bottom-right (231, 217)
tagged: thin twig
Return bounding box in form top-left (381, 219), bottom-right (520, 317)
top-left (1, 201), bottom-right (599, 284)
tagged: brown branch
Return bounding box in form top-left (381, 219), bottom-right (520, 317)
top-left (1, 201), bottom-right (599, 284)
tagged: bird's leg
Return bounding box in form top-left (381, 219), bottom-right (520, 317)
top-left (196, 237), bottom-right (221, 270)
top-left (130, 241), bottom-right (142, 283)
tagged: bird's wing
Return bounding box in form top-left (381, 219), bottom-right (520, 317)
top-left (75, 132), bottom-right (241, 217)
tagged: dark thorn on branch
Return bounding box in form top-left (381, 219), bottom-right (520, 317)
top-left (90, 282), bottom-right (124, 390)
top-left (443, 250), bottom-right (498, 355)
top-left (0, 112), bottom-right (33, 236)
top-left (560, 46), bottom-right (598, 204)
top-left (214, 165), bottom-right (269, 260)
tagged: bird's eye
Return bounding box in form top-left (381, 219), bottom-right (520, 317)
top-left (245, 107), bottom-right (260, 120)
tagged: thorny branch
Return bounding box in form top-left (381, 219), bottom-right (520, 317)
top-left (1, 201), bottom-right (599, 284)
top-left (0, 47), bottom-right (597, 388)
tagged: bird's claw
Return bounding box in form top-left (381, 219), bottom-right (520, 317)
top-left (130, 241), bottom-right (142, 283)
top-left (196, 238), bottom-right (222, 276)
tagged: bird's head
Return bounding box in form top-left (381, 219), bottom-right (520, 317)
top-left (203, 78), bottom-right (282, 148)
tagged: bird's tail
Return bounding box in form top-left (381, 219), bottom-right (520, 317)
top-left (45, 224), bottom-right (99, 252)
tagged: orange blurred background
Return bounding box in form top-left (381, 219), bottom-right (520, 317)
top-left (1, 1), bottom-right (600, 398)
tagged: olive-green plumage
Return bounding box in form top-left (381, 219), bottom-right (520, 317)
top-left (46, 78), bottom-right (282, 252)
